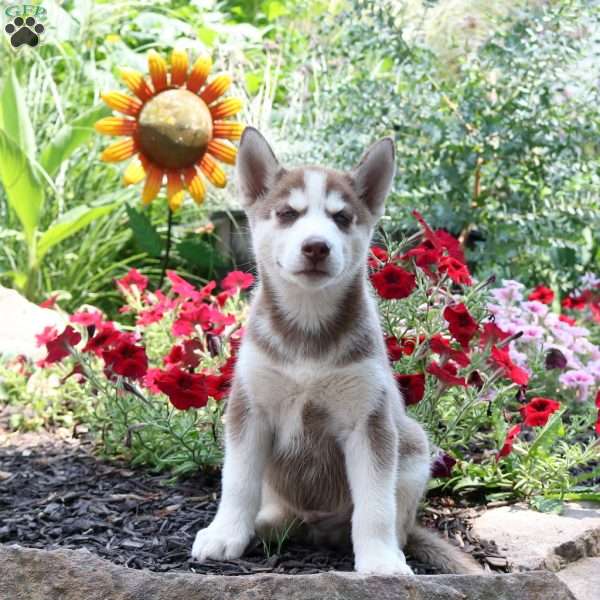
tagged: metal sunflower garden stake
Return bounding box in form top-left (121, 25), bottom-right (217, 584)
top-left (95, 48), bottom-right (244, 284)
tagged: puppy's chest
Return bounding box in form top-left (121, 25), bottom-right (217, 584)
top-left (243, 361), bottom-right (377, 447)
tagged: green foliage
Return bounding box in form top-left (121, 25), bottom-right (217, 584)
top-left (281, 0), bottom-right (599, 293)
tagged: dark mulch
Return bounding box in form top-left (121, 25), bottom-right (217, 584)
top-left (0, 433), bottom-right (506, 575)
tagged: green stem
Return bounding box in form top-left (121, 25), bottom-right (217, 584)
top-left (158, 207), bottom-right (174, 289)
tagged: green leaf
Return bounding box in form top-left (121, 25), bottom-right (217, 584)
top-left (1, 67), bottom-right (36, 156)
top-left (530, 496), bottom-right (564, 514)
top-left (528, 408), bottom-right (566, 457)
top-left (39, 104), bottom-right (110, 177)
top-left (0, 129), bottom-right (44, 247)
top-left (36, 202), bottom-right (118, 260)
top-left (126, 205), bottom-right (163, 258)
top-left (176, 238), bottom-right (228, 274)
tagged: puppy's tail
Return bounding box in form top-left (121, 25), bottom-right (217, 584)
top-left (406, 525), bottom-right (483, 574)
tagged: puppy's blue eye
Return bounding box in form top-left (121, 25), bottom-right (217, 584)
top-left (277, 208), bottom-right (299, 221)
top-left (333, 211), bottom-right (351, 227)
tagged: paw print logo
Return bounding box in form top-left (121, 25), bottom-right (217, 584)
top-left (5, 16), bottom-right (45, 48)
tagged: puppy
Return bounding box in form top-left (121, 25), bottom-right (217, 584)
top-left (191, 128), bottom-right (481, 575)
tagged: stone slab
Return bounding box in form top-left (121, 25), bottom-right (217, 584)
top-left (0, 543), bottom-right (576, 600)
top-left (557, 557), bottom-right (600, 600)
top-left (472, 502), bottom-right (600, 572)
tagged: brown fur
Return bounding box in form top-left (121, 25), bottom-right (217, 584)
top-left (367, 401), bottom-right (396, 472)
top-left (265, 402), bottom-right (350, 514)
top-left (226, 382), bottom-right (251, 441)
top-left (255, 269), bottom-right (368, 361)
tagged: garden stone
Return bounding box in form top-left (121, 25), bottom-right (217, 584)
top-left (0, 544), bottom-right (576, 600)
top-left (557, 557), bottom-right (600, 600)
top-left (0, 286), bottom-right (65, 360)
top-left (472, 503), bottom-right (600, 571)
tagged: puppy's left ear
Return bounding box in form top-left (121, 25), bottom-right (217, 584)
top-left (351, 137), bottom-right (396, 218)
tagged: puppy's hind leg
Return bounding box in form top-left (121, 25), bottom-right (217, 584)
top-left (255, 480), bottom-right (295, 542)
top-left (396, 417), bottom-right (482, 574)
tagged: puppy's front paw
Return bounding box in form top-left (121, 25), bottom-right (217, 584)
top-left (356, 549), bottom-right (414, 576)
top-left (191, 523), bottom-right (252, 562)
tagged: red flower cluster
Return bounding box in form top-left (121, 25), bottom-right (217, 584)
top-left (36, 267), bottom-right (251, 412)
top-left (402, 211), bottom-right (472, 286)
top-left (562, 285), bottom-right (600, 324)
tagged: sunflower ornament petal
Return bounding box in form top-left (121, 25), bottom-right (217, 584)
top-left (96, 49), bottom-right (243, 209)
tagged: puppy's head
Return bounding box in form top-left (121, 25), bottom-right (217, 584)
top-left (237, 128), bottom-right (395, 290)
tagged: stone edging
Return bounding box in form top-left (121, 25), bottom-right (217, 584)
top-left (0, 543), bottom-right (576, 600)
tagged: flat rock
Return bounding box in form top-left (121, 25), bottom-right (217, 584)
top-left (472, 503), bottom-right (600, 571)
top-left (0, 286), bottom-right (65, 360)
top-left (0, 543), bottom-right (576, 600)
top-left (557, 557), bottom-right (600, 600)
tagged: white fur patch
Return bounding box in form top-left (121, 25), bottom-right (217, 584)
top-left (303, 169), bottom-right (327, 208)
top-left (325, 190), bottom-right (346, 213)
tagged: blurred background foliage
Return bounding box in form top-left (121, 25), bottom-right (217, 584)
top-left (0, 0), bottom-right (598, 314)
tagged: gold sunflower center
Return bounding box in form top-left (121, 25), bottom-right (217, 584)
top-left (136, 89), bottom-right (213, 170)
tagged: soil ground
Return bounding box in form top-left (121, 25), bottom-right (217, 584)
top-left (0, 430), bottom-right (507, 575)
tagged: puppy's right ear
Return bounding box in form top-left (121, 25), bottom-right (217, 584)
top-left (236, 127), bottom-right (281, 207)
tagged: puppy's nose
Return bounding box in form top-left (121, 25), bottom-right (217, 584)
top-left (302, 237), bottom-right (330, 262)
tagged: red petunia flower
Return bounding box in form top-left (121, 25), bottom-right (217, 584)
top-left (528, 285), bottom-right (554, 305)
top-left (172, 302), bottom-right (236, 337)
top-left (39, 294), bottom-right (59, 309)
top-left (70, 309), bottom-right (104, 328)
top-left (558, 314), bottom-right (576, 326)
top-left (41, 326), bottom-right (81, 365)
top-left (468, 370), bottom-right (484, 389)
top-left (154, 366), bottom-right (209, 410)
top-left (370, 263), bottom-right (416, 300)
top-left (368, 246), bottom-right (389, 269)
top-left (426, 361), bottom-right (467, 387)
top-left (386, 336), bottom-right (418, 360)
top-left (221, 271), bottom-right (255, 292)
top-left (103, 340), bottom-right (148, 380)
top-left (216, 291), bottom-right (230, 307)
top-left (395, 373), bottom-right (426, 405)
top-left (429, 334), bottom-right (470, 367)
top-left (431, 451), bottom-right (457, 478)
top-left (116, 268), bottom-right (148, 294)
top-left (595, 390), bottom-right (600, 436)
top-left (167, 270), bottom-right (201, 300)
top-left (480, 322), bottom-right (510, 347)
top-left (35, 325), bottom-right (59, 348)
top-left (83, 322), bottom-right (124, 356)
top-left (498, 424), bottom-right (521, 458)
top-left (163, 339), bottom-right (203, 370)
top-left (438, 256), bottom-right (472, 286)
top-left (490, 345), bottom-right (529, 386)
top-left (520, 397), bottom-right (561, 427)
top-left (443, 303), bottom-right (479, 350)
top-left (401, 244), bottom-right (441, 277)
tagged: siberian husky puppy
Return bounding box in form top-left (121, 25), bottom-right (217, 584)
top-left (191, 128), bottom-right (480, 575)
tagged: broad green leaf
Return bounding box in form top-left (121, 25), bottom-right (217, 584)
top-left (0, 129), bottom-right (44, 246)
top-left (126, 204), bottom-right (163, 258)
top-left (0, 67), bottom-right (36, 156)
top-left (39, 103), bottom-right (110, 177)
top-left (36, 202), bottom-right (118, 260)
top-left (528, 408), bottom-right (566, 457)
top-left (177, 238), bottom-right (229, 274)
